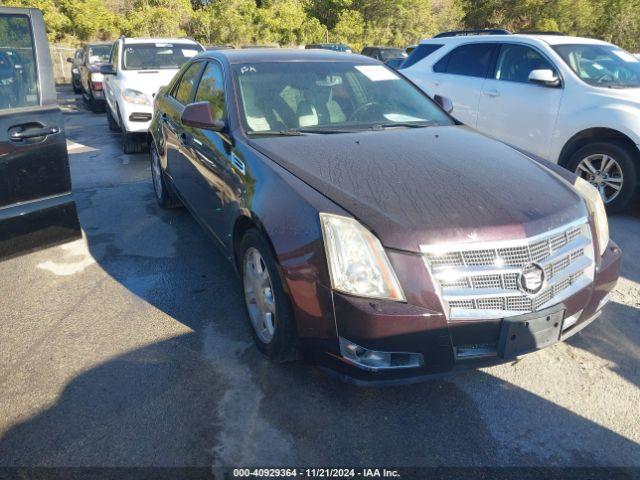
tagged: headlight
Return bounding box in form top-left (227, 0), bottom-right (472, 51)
top-left (574, 177), bottom-right (609, 256)
top-left (122, 88), bottom-right (150, 105)
top-left (90, 72), bottom-right (104, 82)
top-left (320, 213), bottom-right (405, 301)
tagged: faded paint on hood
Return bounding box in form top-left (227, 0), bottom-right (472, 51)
top-left (249, 125), bottom-right (587, 253)
top-left (118, 69), bottom-right (180, 98)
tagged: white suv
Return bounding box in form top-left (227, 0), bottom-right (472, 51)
top-left (101, 37), bottom-right (203, 153)
top-left (401, 30), bottom-right (640, 212)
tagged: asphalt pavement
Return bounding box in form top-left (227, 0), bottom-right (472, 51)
top-left (0, 86), bottom-right (639, 469)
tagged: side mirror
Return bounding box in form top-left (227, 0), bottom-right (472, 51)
top-left (528, 69), bottom-right (560, 87)
top-left (434, 94), bottom-right (453, 114)
top-left (67, 57), bottom-right (74, 63)
top-left (181, 101), bottom-right (225, 131)
top-left (99, 64), bottom-right (116, 75)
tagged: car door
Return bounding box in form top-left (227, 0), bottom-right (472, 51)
top-left (476, 43), bottom-right (563, 160)
top-left (0, 7), bottom-right (80, 260)
top-left (160, 61), bottom-right (206, 205)
top-left (429, 43), bottom-right (498, 127)
top-left (180, 60), bottom-right (239, 244)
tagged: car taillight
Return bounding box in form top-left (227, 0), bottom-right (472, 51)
top-left (92, 81), bottom-right (103, 91)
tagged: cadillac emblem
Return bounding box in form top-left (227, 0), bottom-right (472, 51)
top-left (518, 263), bottom-right (545, 295)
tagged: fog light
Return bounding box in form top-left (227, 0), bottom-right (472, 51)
top-left (339, 337), bottom-right (423, 371)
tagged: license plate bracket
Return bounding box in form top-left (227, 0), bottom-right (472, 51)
top-left (498, 306), bottom-right (565, 359)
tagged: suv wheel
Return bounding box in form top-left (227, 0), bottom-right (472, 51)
top-left (568, 142), bottom-right (638, 213)
top-left (118, 108), bottom-right (144, 154)
top-left (239, 229), bottom-right (298, 363)
top-left (150, 142), bottom-right (181, 208)
top-left (106, 105), bottom-right (119, 132)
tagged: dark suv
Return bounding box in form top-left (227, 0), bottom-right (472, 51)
top-left (148, 49), bottom-right (620, 384)
top-left (0, 7), bottom-right (80, 260)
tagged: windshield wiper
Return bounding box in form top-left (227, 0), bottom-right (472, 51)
top-left (370, 121), bottom-right (438, 130)
top-left (246, 129), bottom-right (305, 136)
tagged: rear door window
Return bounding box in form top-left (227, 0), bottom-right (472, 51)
top-left (433, 43), bottom-right (497, 78)
top-left (0, 14), bottom-right (38, 109)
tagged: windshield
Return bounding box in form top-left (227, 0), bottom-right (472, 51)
top-left (88, 45), bottom-right (111, 64)
top-left (553, 44), bottom-right (640, 88)
top-left (234, 61), bottom-right (453, 134)
top-left (122, 43), bottom-right (202, 70)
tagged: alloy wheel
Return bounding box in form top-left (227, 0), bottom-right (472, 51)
top-left (575, 153), bottom-right (624, 204)
top-left (243, 247), bottom-right (276, 343)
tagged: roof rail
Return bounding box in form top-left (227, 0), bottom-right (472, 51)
top-left (433, 29), bottom-right (512, 38)
top-left (518, 31), bottom-right (566, 36)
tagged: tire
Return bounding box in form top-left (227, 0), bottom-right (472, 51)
top-left (239, 229), bottom-right (298, 363)
top-left (86, 91), bottom-right (105, 113)
top-left (106, 105), bottom-right (119, 132)
top-left (150, 141), bottom-right (182, 209)
top-left (118, 107), bottom-right (144, 154)
top-left (567, 142), bottom-right (638, 214)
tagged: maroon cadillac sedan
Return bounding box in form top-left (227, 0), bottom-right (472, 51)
top-left (148, 49), bottom-right (621, 384)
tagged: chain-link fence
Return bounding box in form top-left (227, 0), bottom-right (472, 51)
top-left (50, 45), bottom-right (76, 84)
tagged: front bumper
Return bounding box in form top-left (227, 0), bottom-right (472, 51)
top-left (119, 101), bottom-right (153, 134)
top-left (319, 241), bottom-right (621, 385)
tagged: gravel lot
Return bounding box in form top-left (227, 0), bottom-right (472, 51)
top-left (0, 87), bottom-right (639, 469)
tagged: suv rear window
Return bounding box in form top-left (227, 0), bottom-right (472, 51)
top-left (433, 43), bottom-right (496, 78)
top-left (401, 44), bottom-right (443, 69)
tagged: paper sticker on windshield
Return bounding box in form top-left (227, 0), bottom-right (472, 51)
top-left (355, 65), bottom-right (399, 81)
top-left (182, 49), bottom-right (198, 58)
top-left (155, 43), bottom-right (173, 48)
top-left (612, 49), bottom-right (639, 63)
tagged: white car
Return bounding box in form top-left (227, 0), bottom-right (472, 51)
top-left (401, 30), bottom-right (640, 212)
top-left (101, 37), bottom-right (204, 153)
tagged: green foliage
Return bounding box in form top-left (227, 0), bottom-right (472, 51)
top-left (3, 0), bottom-right (640, 52)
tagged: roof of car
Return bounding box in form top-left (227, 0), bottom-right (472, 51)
top-left (421, 33), bottom-right (611, 47)
top-left (121, 37), bottom-right (200, 45)
top-left (204, 48), bottom-right (378, 64)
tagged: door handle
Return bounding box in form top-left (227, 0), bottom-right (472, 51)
top-left (483, 89), bottom-right (500, 98)
top-left (9, 125), bottom-right (60, 141)
top-left (433, 81), bottom-right (441, 87)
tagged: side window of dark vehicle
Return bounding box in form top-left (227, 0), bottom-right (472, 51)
top-left (173, 62), bottom-right (202, 104)
top-left (194, 61), bottom-right (225, 120)
top-left (433, 43), bottom-right (495, 77)
top-left (401, 44), bottom-right (443, 69)
top-left (0, 13), bottom-right (38, 110)
top-left (494, 44), bottom-right (556, 83)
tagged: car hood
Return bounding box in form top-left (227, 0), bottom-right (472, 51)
top-left (249, 126), bottom-right (587, 252)
top-left (119, 69), bottom-right (180, 97)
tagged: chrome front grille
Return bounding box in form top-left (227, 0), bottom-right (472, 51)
top-left (421, 219), bottom-right (595, 320)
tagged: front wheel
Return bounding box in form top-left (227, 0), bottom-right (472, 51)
top-left (567, 142), bottom-right (638, 213)
top-left (239, 229), bottom-right (298, 363)
top-left (106, 105), bottom-right (119, 132)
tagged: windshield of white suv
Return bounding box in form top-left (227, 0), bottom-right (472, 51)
top-left (234, 61), bottom-right (453, 134)
top-left (122, 43), bottom-right (202, 70)
top-left (554, 44), bottom-right (640, 88)
top-left (88, 45), bottom-right (111, 64)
